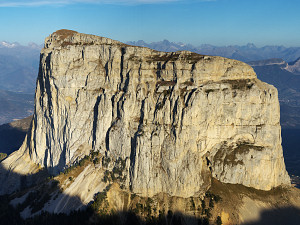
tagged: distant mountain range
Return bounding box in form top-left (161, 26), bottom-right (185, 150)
top-left (127, 40), bottom-right (300, 62)
top-left (0, 41), bottom-right (41, 93)
top-left (0, 42), bottom-right (40, 125)
top-left (248, 57), bottom-right (300, 75)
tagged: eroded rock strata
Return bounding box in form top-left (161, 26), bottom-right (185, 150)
top-left (0, 30), bottom-right (290, 197)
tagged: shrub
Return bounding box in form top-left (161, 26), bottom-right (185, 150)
top-left (90, 191), bottom-right (109, 215)
top-left (93, 157), bottom-right (100, 165)
top-left (131, 193), bottom-right (137, 200)
top-left (204, 208), bottom-right (211, 219)
top-left (90, 150), bottom-right (100, 159)
top-left (190, 197), bottom-right (196, 210)
top-left (216, 216), bottom-right (222, 225)
top-left (102, 157), bottom-right (111, 168)
top-left (145, 198), bottom-right (153, 216)
top-left (0, 153), bottom-right (7, 161)
top-left (209, 198), bottom-right (214, 208)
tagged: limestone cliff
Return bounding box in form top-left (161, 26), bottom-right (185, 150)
top-left (0, 29), bottom-right (290, 197)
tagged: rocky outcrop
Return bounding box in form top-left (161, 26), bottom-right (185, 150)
top-left (247, 58), bottom-right (287, 67)
top-left (286, 57), bottom-right (300, 74)
top-left (248, 57), bottom-right (300, 75)
top-left (0, 30), bottom-right (290, 197)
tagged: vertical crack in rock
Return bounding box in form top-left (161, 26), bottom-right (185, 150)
top-left (105, 127), bottom-right (112, 152)
top-left (117, 71), bottom-right (130, 119)
top-left (92, 95), bottom-right (102, 149)
top-left (105, 94), bottom-right (116, 152)
top-left (43, 148), bottom-right (49, 170)
top-left (172, 61), bottom-right (178, 82)
top-left (185, 88), bottom-right (197, 107)
top-left (104, 62), bottom-right (109, 79)
top-left (119, 47), bottom-right (126, 91)
top-left (56, 142), bottom-right (67, 174)
top-left (156, 62), bottom-right (162, 79)
top-left (130, 99), bottom-right (146, 189)
top-left (171, 97), bottom-right (179, 139)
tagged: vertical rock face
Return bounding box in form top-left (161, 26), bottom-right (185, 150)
top-left (0, 30), bottom-right (290, 197)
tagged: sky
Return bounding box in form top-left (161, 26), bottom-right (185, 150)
top-left (0, 0), bottom-right (300, 47)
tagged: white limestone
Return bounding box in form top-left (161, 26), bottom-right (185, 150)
top-left (0, 30), bottom-right (290, 197)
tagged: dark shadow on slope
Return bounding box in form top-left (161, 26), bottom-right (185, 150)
top-left (0, 158), bottom-right (218, 225)
top-left (0, 123), bottom-right (26, 154)
top-left (0, 159), bottom-right (300, 225)
top-left (282, 129), bottom-right (300, 188)
top-left (0, 160), bottom-right (90, 225)
top-left (0, 160), bottom-right (203, 225)
top-left (0, 116), bottom-right (32, 155)
top-left (0, 125), bottom-right (299, 225)
top-left (241, 207), bottom-right (300, 225)
top-left (0, 162), bottom-right (49, 195)
top-left (0, 179), bottom-right (89, 225)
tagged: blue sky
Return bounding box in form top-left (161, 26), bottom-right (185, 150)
top-left (0, 0), bottom-right (300, 47)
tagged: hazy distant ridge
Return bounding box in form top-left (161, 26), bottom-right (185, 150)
top-left (127, 40), bottom-right (300, 62)
top-left (0, 41), bottom-right (41, 93)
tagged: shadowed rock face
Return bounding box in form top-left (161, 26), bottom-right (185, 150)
top-left (0, 29), bottom-right (290, 197)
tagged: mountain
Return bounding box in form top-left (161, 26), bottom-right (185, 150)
top-left (0, 30), bottom-right (298, 225)
top-left (127, 40), bottom-right (300, 62)
top-left (0, 41), bottom-right (41, 93)
top-left (247, 58), bottom-right (287, 67)
top-left (0, 41), bottom-right (39, 125)
top-left (0, 89), bottom-right (34, 125)
top-left (286, 57), bottom-right (300, 74)
top-left (248, 57), bottom-right (300, 76)
top-left (0, 41), bottom-right (20, 48)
